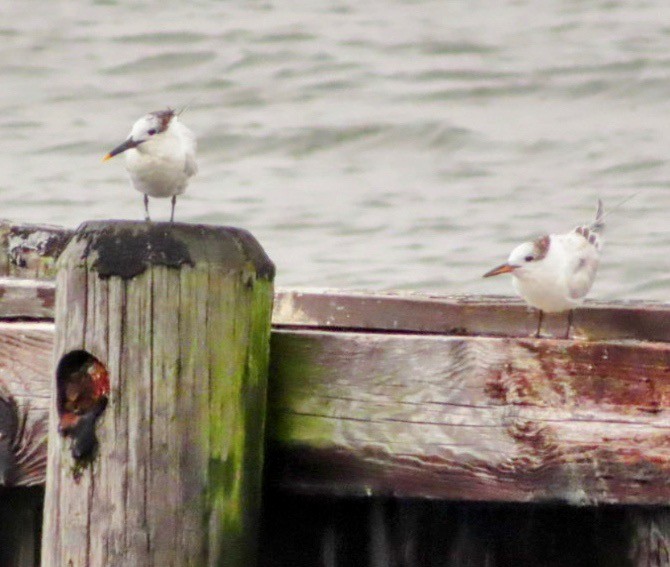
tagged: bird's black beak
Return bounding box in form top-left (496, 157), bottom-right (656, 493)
top-left (102, 137), bottom-right (140, 161)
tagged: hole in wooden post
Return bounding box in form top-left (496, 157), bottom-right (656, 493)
top-left (56, 351), bottom-right (109, 464)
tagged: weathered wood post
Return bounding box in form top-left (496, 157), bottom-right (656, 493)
top-left (41, 221), bottom-right (275, 566)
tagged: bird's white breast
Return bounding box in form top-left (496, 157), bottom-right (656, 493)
top-left (512, 273), bottom-right (580, 312)
top-left (512, 236), bottom-right (586, 312)
top-left (124, 122), bottom-right (196, 198)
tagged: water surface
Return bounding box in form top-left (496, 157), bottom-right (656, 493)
top-left (2, 1), bottom-right (669, 300)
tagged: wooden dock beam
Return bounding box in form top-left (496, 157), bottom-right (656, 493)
top-left (41, 221), bottom-right (275, 567)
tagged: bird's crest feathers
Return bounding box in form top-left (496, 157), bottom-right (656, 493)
top-left (148, 108), bottom-right (175, 134)
top-left (532, 235), bottom-right (551, 260)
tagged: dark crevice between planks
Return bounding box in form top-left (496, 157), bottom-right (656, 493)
top-left (0, 487), bottom-right (44, 567)
top-left (258, 489), bottom-right (660, 567)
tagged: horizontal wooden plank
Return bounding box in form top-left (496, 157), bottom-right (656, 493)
top-left (266, 329), bottom-right (670, 504)
top-left (2, 304), bottom-right (670, 503)
top-left (2, 284), bottom-right (670, 344)
top-left (0, 279), bottom-right (55, 320)
top-left (273, 290), bottom-right (670, 342)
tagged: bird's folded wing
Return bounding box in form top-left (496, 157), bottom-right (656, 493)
top-left (176, 122), bottom-right (198, 177)
top-left (184, 153), bottom-right (198, 177)
top-left (562, 233), bottom-right (600, 300)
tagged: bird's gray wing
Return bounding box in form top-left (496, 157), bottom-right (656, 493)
top-left (184, 152), bottom-right (198, 177)
top-left (562, 232), bottom-right (601, 300)
top-left (176, 121), bottom-right (198, 177)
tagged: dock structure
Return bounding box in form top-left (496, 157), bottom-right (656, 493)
top-left (0, 220), bottom-right (668, 566)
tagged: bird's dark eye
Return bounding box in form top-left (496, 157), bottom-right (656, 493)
top-left (148, 129), bottom-right (157, 136)
top-left (524, 255), bottom-right (534, 262)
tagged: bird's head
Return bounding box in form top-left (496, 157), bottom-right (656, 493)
top-left (483, 235), bottom-right (550, 279)
top-left (103, 109), bottom-right (175, 161)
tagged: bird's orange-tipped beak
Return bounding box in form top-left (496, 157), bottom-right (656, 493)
top-left (102, 137), bottom-right (140, 162)
top-left (482, 263), bottom-right (516, 278)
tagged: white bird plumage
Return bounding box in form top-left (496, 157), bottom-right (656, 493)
top-left (103, 109), bottom-right (197, 222)
top-left (483, 200), bottom-right (604, 327)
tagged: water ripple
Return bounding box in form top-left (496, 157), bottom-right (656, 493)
top-left (104, 51), bottom-right (216, 74)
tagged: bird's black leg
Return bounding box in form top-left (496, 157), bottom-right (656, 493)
top-left (566, 309), bottom-right (574, 340)
top-left (170, 195), bottom-right (176, 223)
top-left (144, 194), bottom-right (150, 222)
top-left (535, 310), bottom-right (544, 338)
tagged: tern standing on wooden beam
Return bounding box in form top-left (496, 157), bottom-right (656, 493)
top-left (483, 200), bottom-right (604, 337)
top-left (103, 108), bottom-right (198, 222)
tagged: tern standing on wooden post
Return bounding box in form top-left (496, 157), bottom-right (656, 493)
top-left (103, 109), bottom-right (198, 222)
top-left (483, 200), bottom-right (604, 336)
top-left (42, 221), bottom-right (275, 567)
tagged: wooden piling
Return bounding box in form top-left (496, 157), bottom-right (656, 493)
top-left (41, 221), bottom-right (275, 567)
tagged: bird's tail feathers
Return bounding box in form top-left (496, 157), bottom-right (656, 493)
top-left (590, 191), bottom-right (640, 233)
top-left (590, 199), bottom-right (605, 233)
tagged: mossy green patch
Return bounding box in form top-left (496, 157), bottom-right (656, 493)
top-left (267, 333), bottom-right (336, 447)
top-left (204, 273), bottom-right (273, 566)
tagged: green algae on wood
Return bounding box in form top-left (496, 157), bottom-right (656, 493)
top-left (42, 221), bottom-right (274, 567)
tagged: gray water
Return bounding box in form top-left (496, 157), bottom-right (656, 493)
top-left (2, 1), bottom-right (670, 300)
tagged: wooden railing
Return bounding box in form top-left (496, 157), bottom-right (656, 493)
top-left (0, 221), bottom-right (669, 566)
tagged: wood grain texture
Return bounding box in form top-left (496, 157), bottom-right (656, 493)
top-left (267, 330), bottom-right (670, 505)
top-left (0, 322), bottom-right (51, 486)
top-left (41, 222), bottom-right (275, 567)
top-left (2, 321), bottom-right (670, 505)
